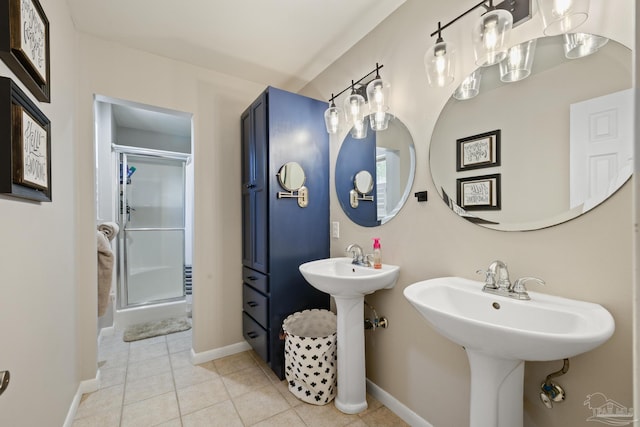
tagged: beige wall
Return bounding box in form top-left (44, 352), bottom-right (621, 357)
top-left (75, 34), bottom-right (266, 358)
top-left (303, 1), bottom-right (635, 426)
top-left (0, 0), bottom-right (80, 425)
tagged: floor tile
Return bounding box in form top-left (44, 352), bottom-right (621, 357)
top-left (167, 335), bottom-right (192, 353)
top-left (129, 335), bottom-right (166, 349)
top-left (214, 351), bottom-right (257, 375)
top-left (294, 400), bottom-right (360, 427)
top-left (169, 349), bottom-right (192, 370)
top-left (71, 410), bottom-right (120, 427)
top-left (124, 371), bottom-right (174, 404)
top-left (252, 408), bottom-right (307, 427)
top-left (128, 340), bottom-right (169, 363)
top-left (221, 365), bottom-right (272, 397)
top-left (233, 384), bottom-right (291, 425)
top-left (181, 399), bottom-right (244, 427)
top-left (126, 354), bottom-right (171, 382)
top-left (173, 362), bottom-right (219, 390)
top-left (176, 377), bottom-right (229, 415)
top-left (74, 384), bottom-right (124, 420)
top-left (121, 391), bottom-right (180, 427)
top-left (99, 365), bottom-right (126, 389)
top-left (359, 405), bottom-right (410, 426)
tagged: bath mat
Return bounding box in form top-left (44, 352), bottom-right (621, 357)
top-left (123, 317), bottom-right (191, 342)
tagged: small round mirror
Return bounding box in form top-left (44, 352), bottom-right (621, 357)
top-left (277, 162), bottom-right (306, 192)
top-left (354, 170), bottom-right (373, 194)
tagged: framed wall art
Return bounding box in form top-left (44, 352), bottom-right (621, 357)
top-left (456, 174), bottom-right (500, 211)
top-left (456, 129), bottom-right (500, 171)
top-left (0, 0), bottom-right (50, 102)
top-left (0, 77), bottom-right (51, 201)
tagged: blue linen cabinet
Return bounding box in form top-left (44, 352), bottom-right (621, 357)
top-left (241, 87), bottom-right (330, 379)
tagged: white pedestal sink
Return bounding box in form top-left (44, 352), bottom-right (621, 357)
top-left (299, 257), bottom-right (399, 414)
top-left (404, 277), bottom-right (614, 427)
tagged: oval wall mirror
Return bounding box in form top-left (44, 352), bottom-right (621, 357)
top-left (336, 118), bottom-right (416, 227)
top-left (277, 161), bottom-right (306, 191)
top-left (429, 34), bottom-right (632, 231)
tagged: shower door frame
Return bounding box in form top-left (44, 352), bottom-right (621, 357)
top-left (113, 144), bottom-right (190, 309)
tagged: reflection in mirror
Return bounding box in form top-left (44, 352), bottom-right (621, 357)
top-left (350, 170), bottom-right (374, 209)
top-left (354, 170), bottom-right (374, 194)
top-left (276, 162), bottom-right (308, 208)
top-left (430, 34), bottom-right (632, 231)
top-left (336, 118), bottom-right (415, 227)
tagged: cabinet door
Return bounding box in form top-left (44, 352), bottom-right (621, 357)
top-left (241, 93), bottom-right (268, 273)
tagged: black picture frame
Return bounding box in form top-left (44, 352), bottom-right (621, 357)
top-left (456, 129), bottom-right (500, 171)
top-left (456, 174), bottom-right (500, 211)
top-left (0, 76), bottom-right (51, 202)
top-left (0, 0), bottom-right (51, 102)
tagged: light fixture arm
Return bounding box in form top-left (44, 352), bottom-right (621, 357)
top-left (327, 64), bottom-right (385, 104)
top-left (429, 0), bottom-right (494, 39)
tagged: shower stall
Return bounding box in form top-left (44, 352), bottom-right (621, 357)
top-left (114, 146), bottom-right (190, 321)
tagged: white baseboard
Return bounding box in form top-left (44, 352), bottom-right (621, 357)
top-left (98, 325), bottom-right (115, 347)
top-left (63, 371), bottom-right (101, 427)
top-left (190, 340), bottom-right (252, 365)
top-left (366, 378), bottom-right (433, 427)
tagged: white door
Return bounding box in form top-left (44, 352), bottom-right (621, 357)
top-left (570, 89), bottom-right (633, 210)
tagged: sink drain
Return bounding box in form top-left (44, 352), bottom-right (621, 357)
top-left (492, 302), bottom-right (501, 310)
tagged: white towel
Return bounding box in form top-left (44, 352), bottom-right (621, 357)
top-left (97, 231), bottom-right (115, 317)
top-left (98, 222), bottom-right (119, 241)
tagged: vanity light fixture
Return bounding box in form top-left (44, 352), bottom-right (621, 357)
top-left (324, 96), bottom-right (342, 134)
top-left (499, 39), bottom-right (537, 82)
top-left (453, 69), bottom-right (483, 100)
top-left (536, 0), bottom-right (589, 36)
top-left (563, 32), bottom-right (608, 59)
top-left (323, 63), bottom-right (392, 138)
top-left (366, 64), bottom-right (392, 131)
top-left (425, 22), bottom-right (456, 88)
top-left (344, 81), bottom-right (366, 129)
top-left (472, 2), bottom-right (513, 67)
top-left (425, 0), bottom-right (531, 87)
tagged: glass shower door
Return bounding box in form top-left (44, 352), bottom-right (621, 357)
top-left (119, 153), bottom-right (186, 307)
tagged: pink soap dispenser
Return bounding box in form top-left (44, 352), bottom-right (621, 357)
top-left (372, 238), bottom-right (382, 269)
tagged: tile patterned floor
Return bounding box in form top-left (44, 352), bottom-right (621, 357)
top-left (73, 327), bottom-right (409, 426)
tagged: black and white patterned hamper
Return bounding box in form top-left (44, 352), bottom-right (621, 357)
top-left (282, 309), bottom-right (337, 405)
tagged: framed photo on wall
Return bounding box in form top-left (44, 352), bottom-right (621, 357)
top-left (0, 0), bottom-right (51, 102)
top-left (0, 77), bottom-right (51, 201)
top-left (456, 174), bottom-right (500, 211)
top-left (456, 129), bottom-right (500, 171)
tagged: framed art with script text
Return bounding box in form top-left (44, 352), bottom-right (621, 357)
top-left (456, 174), bottom-right (500, 211)
top-left (0, 0), bottom-right (50, 102)
top-left (456, 129), bottom-right (500, 171)
top-left (0, 77), bottom-right (51, 201)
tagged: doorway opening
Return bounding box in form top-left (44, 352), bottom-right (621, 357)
top-left (94, 95), bottom-right (194, 328)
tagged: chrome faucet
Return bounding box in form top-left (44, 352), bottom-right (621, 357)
top-left (477, 260), bottom-right (545, 300)
top-left (345, 244), bottom-right (371, 267)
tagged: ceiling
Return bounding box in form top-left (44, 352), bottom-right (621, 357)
top-left (66, 0), bottom-right (406, 91)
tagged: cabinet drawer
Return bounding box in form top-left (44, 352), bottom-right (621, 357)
top-left (243, 312), bottom-right (269, 361)
top-left (243, 267), bottom-right (268, 294)
top-left (243, 284), bottom-right (268, 328)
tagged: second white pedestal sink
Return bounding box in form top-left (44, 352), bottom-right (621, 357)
top-left (299, 257), bottom-right (399, 414)
top-left (404, 277), bottom-right (615, 427)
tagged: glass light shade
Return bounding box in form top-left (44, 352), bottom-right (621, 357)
top-left (366, 78), bottom-right (390, 113)
top-left (472, 9), bottom-right (513, 67)
top-left (424, 40), bottom-right (455, 87)
top-left (499, 39), bottom-right (537, 83)
top-left (453, 69), bottom-right (482, 100)
top-left (536, 0), bottom-right (589, 36)
top-left (563, 32), bottom-right (608, 59)
top-left (324, 104), bottom-right (342, 134)
top-left (369, 111), bottom-right (392, 131)
top-left (344, 92), bottom-right (366, 126)
top-left (351, 117), bottom-right (369, 139)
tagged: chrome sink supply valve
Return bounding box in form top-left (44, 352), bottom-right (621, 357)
top-left (540, 359), bottom-right (569, 409)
